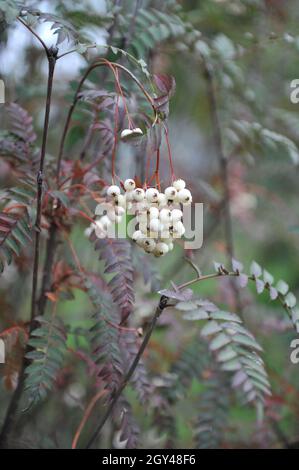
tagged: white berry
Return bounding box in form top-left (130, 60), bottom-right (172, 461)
top-left (115, 194), bottom-right (126, 208)
top-left (148, 207), bottom-right (159, 219)
top-left (177, 188), bottom-right (192, 205)
top-left (155, 242), bottom-right (169, 257)
top-left (173, 220), bottom-right (185, 237)
top-left (124, 179), bottom-right (136, 191)
top-left (107, 185), bottom-right (121, 198)
top-left (164, 187), bottom-right (177, 200)
top-left (173, 179), bottom-right (186, 191)
top-left (171, 209), bottom-right (183, 222)
top-left (149, 218), bottom-right (161, 232)
top-left (143, 238), bottom-right (156, 253)
top-left (133, 188), bottom-right (145, 201)
top-left (157, 193), bottom-right (167, 208)
top-left (132, 230), bottom-right (144, 246)
top-left (159, 208), bottom-right (172, 224)
top-left (146, 187), bottom-right (159, 203)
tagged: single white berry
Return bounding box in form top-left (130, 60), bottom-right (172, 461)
top-left (133, 188), bottom-right (145, 201)
top-left (168, 242), bottom-right (174, 251)
top-left (107, 185), bottom-right (121, 198)
top-left (146, 187), bottom-right (159, 203)
top-left (173, 220), bottom-right (185, 237)
top-left (148, 207), bottom-right (159, 219)
top-left (157, 193), bottom-right (167, 208)
top-left (171, 209), bottom-right (183, 222)
top-left (164, 186), bottom-right (177, 200)
top-left (124, 179), bottom-right (136, 191)
top-left (149, 218), bottom-right (161, 233)
top-left (177, 188), bottom-right (192, 205)
top-left (143, 238), bottom-right (156, 253)
top-left (173, 179), bottom-right (186, 191)
top-left (154, 242), bottom-right (169, 257)
top-left (159, 208), bottom-right (172, 224)
top-left (115, 194), bottom-right (126, 208)
top-left (121, 128), bottom-right (143, 141)
top-left (132, 230), bottom-right (144, 244)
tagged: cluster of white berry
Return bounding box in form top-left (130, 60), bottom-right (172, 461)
top-left (87, 184), bottom-right (126, 239)
top-left (85, 178), bottom-right (192, 257)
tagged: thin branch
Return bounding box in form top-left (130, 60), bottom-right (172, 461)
top-left (0, 47), bottom-right (57, 448)
top-left (17, 17), bottom-right (48, 53)
top-left (31, 48), bottom-right (57, 322)
top-left (184, 257), bottom-right (201, 277)
top-left (84, 295), bottom-right (169, 449)
top-left (37, 220), bottom-right (58, 316)
top-left (72, 389), bottom-right (107, 449)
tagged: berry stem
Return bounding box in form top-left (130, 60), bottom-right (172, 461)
top-left (163, 123), bottom-right (175, 182)
top-left (111, 92), bottom-right (120, 184)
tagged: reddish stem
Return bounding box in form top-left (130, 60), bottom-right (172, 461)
top-left (163, 124), bottom-right (175, 182)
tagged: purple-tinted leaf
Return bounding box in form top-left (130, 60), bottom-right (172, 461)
top-left (232, 258), bottom-right (243, 273)
top-left (183, 309), bottom-right (209, 320)
top-left (250, 261), bottom-right (262, 278)
top-left (263, 270), bottom-right (274, 285)
top-left (269, 286), bottom-right (278, 300)
top-left (213, 261), bottom-right (223, 273)
top-left (94, 239), bottom-right (134, 323)
top-left (285, 292), bottom-right (297, 308)
top-left (201, 320), bottom-right (222, 336)
top-left (158, 288), bottom-right (193, 301)
top-left (196, 299), bottom-right (218, 312)
top-left (232, 370), bottom-right (247, 388)
top-left (153, 74), bottom-right (176, 97)
top-left (276, 279), bottom-right (289, 295)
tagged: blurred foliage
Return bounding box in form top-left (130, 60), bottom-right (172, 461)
top-left (0, 0), bottom-right (299, 450)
